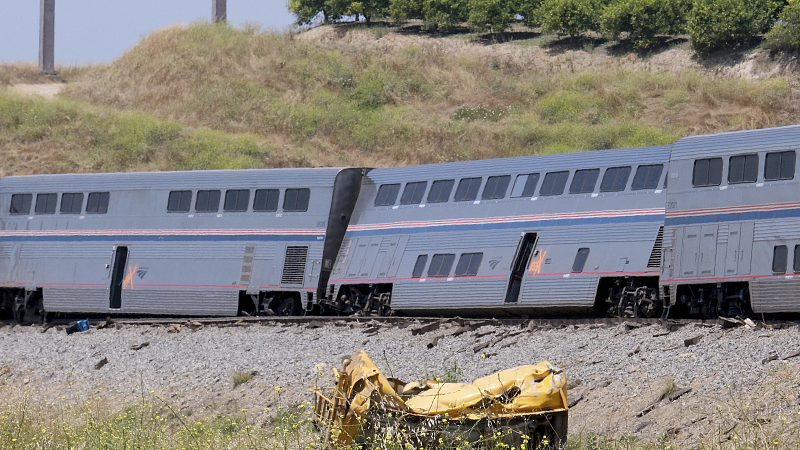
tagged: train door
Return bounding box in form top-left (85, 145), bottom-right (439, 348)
top-left (680, 226), bottom-right (700, 277)
top-left (725, 222), bottom-right (754, 276)
top-left (504, 233), bottom-right (537, 303)
top-left (698, 225), bottom-right (718, 276)
top-left (109, 246), bottom-right (128, 310)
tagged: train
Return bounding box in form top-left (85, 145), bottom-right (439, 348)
top-left (1, 124), bottom-right (799, 322)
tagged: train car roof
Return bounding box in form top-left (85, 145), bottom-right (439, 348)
top-left (364, 145), bottom-right (672, 183)
top-left (671, 124), bottom-right (800, 159)
top-left (0, 167), bottom-right (349, 192)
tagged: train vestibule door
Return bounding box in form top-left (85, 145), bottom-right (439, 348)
top-left (109, 246), bottom-right (128, 310)
top-left (504, 233), bottom-right (538, 303)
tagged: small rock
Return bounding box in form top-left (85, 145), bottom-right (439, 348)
top-left (628, 365), bottom-right (640, 373)
top-left (131, 342), bottom-right (150, 351)
top-left (684, 335), bottom-right (703, 347)
top-left (95, 357), bottom-right (108, 370)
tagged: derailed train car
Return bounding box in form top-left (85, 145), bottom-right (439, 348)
top-left (660, 125), bottom-right (800, 317)
top-left (321, 146), bottom-right (670, 317)
top-left (0, 168), bottom-right (364, 321)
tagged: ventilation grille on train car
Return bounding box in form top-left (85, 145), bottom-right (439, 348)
top-left (281, 246), bottom-right (309, 285)
top-left (239, 245), bottom-right (256, 285)
top-left (647, 226), bottom-right (664, 268)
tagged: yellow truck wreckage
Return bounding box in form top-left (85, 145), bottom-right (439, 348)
top-left (311, 350), bottom-right (568, 450)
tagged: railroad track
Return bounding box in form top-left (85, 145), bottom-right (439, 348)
top-left (2, 314), bottom-right (795, 331)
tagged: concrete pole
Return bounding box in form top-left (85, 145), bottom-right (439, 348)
top-left (213, 0), bottom-right (227, 23)
top-left (39, 0), bottom-right (56, 74)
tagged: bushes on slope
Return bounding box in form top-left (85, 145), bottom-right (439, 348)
top-left (599, 0), bottom-right (690, 50)
top-left (765, 0), bottom-right (800, 51)
top-left (687, 0), bottom-right (781, 55)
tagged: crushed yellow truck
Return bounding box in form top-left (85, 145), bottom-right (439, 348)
top-left (311, 350), bottom-right (568, 449)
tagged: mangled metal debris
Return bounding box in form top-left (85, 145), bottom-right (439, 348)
top-left (311, 350), bottom-right (568, 449)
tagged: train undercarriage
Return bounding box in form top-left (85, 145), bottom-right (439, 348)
top-left (0, 280), bottom-right (754, 323)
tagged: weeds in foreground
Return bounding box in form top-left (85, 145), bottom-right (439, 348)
top-left (3, 379), bottom-right (800, 450)
top-left (233, 370), bottom-right (256, 387)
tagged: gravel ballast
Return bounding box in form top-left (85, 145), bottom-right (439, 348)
top-left (1, 320), bottom-right (799, 446)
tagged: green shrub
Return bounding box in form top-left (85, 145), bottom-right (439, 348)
top-left (517, 0), bottom-right (543, 26)
top-left (467, 0), bottom-right (517, 32)
top-left (422, 0), bottom-right (469, 31)
top-left (687, 0), bottom-right (781, 55)
top-left (765, 0), bottom-right (800, 51)
top-left (600, 0), bottom-right (690, 50)
top-left (536, 0), bottom-right (605, 37)
top-left (389, 0), bottom-right (425, 21)
top-left (232, 370), bottom-right (254, 387)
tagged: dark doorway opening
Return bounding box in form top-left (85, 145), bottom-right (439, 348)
top-left (505, 233), bottom-right (537, 303)
top-left (109, 246), bottom-right (128, 310)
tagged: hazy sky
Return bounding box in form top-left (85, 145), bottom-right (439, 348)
top-left (0, 0), bottom-right (296, 64)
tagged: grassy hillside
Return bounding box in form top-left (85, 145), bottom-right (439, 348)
top-left (2, 23), bottom-right (799, 176)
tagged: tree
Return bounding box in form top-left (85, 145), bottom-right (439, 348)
top-left (289, 0), bottom-right (330, 25)
top-left (422, 0), bottom-right (469, 31)
top-left (765, 0), bottom-right (800, 50)
top-left (467, 0), bottom-right (518, 33)
top-left (600, 0), bottom-right (690, 50)
top-left (346, 0), bottom-right (391, 24)
top-left (536, 0), bottom-right (606, 37)
top-left (687, 0), bottom-right (782, 55)
top-left (389, 0), bottom-right (425, 23)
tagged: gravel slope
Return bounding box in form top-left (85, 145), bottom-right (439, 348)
top-left (1, 319), bottom-right (799, 446)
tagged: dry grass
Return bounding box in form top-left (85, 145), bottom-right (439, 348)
top-left (2, 23), bottom-right (799, 176)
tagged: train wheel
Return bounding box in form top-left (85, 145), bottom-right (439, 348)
top-left (275, 297), bottom-right (300, 316)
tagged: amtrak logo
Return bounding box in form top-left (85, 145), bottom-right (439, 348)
top-left (136, 268), bottom-right (148, 279)
top-left (488, 258), bottom-right (501, 269)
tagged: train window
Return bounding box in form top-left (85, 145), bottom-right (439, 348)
top-left (454, 177), bottom-right (482, 202)
top-left (600, 166), bottom-right (632, 192)
top-left (253, 189), bottom-right (280, 212)
top-left (728, 154), bottom-right (758, 184)
top-left (224, 189), bottom-right (250, 212)
top-left (569, 169), bottom-right (600, 194)
top-left (60, 193), bottom-right (84, 214)
top-left (168, 190), bottom-right (192, 213)
top-left (284, 188), bottom-right (310, 212)
top-left (794, 245), bottom-right (800, 273)
top-left (427, 253), bottom-right (456, 277)
top-left (86, 192), bottom-right (110, 214)
top-left (539, 171), bottom-right (569, 196)
top-left (400, 181), bottom-right (427, 205)
top-left (455, 252), bottom-right (483, 276)
top-left (412, 255), bottom-right (428, 278)
top-left (511, 173), bottom-right (540, 197)
top-left (692, 158), bottom-right (723, 187)
top-left (35, 193), bottom-right (57, 215)
top-left (427, 179), bottom-right (455, 203)
top-left (9, 194), bottom-right (32, 215)
top-left (572, 248), bottom-right (590, 273)
top-left (765, 150), bottom-right (796, 181)
top-left (374, 184), bottom-right (400, 206)
top-left (773, 245), bottom-right (788, 274)
top-left (195, 190), bottom-right (221, 213)
top-left (631, 164), bottom-right (664, 190)
top-left (482, 175), bottom-right (511, 200)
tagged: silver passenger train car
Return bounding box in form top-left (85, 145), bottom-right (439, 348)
top-left (660, 125), bottom-right (800, 317)
top-left (322, 146), bottom-right (670, 317)
top-left (0, 168), bottom-right (364, 321)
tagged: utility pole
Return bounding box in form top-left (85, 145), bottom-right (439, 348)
top-left (39, 0), bottom-right (56, 74)
top-left (213, 0), bottom-right (227, 23)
